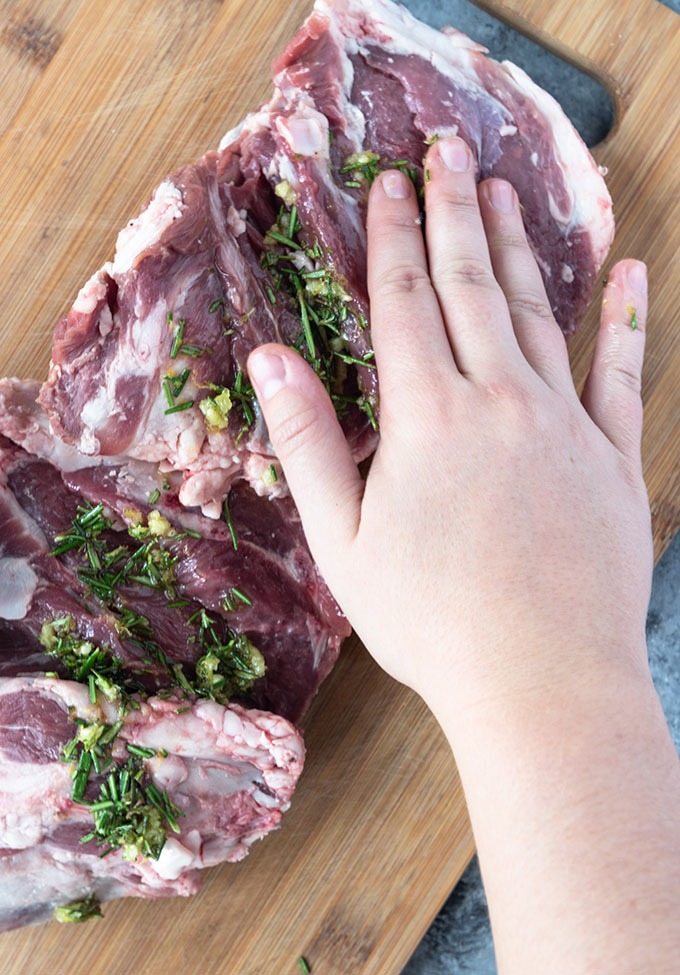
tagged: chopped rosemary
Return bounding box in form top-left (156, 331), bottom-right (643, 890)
top-left (170, 319), bottom-right (186, 359)
top-left (126, 743), bottom-right (156, 759)
top-left (178, 344), bottom-right (205, 358)
top-left (223, 493), bottom-right (238, 551)
top-left (221, 587), bottom-right (253, 612)
top-left (230, 368), bottom-right (257, 435)
top-left (62, 715), bottom-right (125, 803)
top-left (39, 616), bottom-right (128, 700)
top-left (80, 756), bottom-right (183, 861)
top-left (49, 492), bottom-right (265, 723)
top-left (340, 150), bottom-right (382, 187)
top-left (191, 609), bottom-right (265, 699)
top-left (260, 203), bottom-right (377, 426)
top-left (54, 893), bottom-right (102, 925)
top-left (164, 400), bottom-right (194, 415)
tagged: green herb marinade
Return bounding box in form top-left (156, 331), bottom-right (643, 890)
top-left (261, 197), bottom-right (377, 429)
top-left (54, 893), bottom-right (103, 924)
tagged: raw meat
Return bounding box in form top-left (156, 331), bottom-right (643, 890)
top-left (0, 675), bottom-right (304, 933)
top-left (39, 0), bottom-right (613, 519)
top-left (0, 379), bottom-right (349, 724)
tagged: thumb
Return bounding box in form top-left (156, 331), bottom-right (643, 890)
top-left (581, 259), bottom-right (647, 468)
top-left (247, 344), bottom-right (363, 568)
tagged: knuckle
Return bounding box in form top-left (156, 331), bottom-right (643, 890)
top-left (272, 403), bottom-right (325, 459)
top-left (375, 261), bottom-right (433, 298)
top-left (435, 257), bottom-right (496, 292)
top-left (611, 362), bottom-right (643, 396)
top-left (491, 229), bottom-right (531, 251)
top-left (370, 212), bottom-right (423, 253)
top-left (484, 376), bottom-right (544, 432)
top-left (436, 185), bottom-right (480, 214)
top-left (506, 289), bottom-right (555, 324)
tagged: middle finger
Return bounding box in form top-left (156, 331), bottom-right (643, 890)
top-left (425, 137), bottom-right (525, 378)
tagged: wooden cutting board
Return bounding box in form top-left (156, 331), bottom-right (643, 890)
top-left (0, 0), bottom-right (678, 972)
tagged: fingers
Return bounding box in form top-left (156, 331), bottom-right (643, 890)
top-left (366, 169), bottom-right (454, 399)
top-left (581, 260), bottom-right (647, 465)
top-left (477, 179), bottom-right (574, 397)
top-left (423, 138), bottom-right (524, 376)
top-left (247, 344), bottom-right (363, 565)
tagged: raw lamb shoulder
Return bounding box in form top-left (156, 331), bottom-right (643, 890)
top-left (0, 675), bottom-right (304, 932)
top-left (39, 0), bottom-right (613, 520)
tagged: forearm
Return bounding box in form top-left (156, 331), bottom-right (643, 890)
top-left (432, 658), bottom-right (680, 975)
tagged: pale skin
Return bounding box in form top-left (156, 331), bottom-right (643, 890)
top-left (247, 137), bottom-right (680, 973)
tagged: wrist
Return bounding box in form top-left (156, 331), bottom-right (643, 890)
top-left (424, 638), bottom-right (653, 754)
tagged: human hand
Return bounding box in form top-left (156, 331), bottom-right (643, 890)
top-left (247, 136), bottom-right (653, 723)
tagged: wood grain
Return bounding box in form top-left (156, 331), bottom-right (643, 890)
top-left (0, 1), bottom-right (678, 972)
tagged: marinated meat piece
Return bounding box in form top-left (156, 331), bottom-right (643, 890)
top-left (39, 0), bottom-right (613, 518)
top-left (0, 380), bottom-right (349, 723)
top-left (0, 676), bottom-right (304, 933)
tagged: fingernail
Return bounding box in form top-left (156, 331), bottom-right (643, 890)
top-left (382, 170), bottom-right (411, 199)
top-left (248, 351), bottom-right (287, 402)
top-left (438, 137), bottom-right (470, 172)
top-left (628, 261), bottom-right (647, 294)
top-left (486, 179), bottom-right (515, 212)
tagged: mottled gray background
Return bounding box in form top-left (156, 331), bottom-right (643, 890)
top-left (395, 1), bottom-right (680, 972)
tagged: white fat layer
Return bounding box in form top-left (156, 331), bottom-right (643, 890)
top-left (218, 107), bottom-right (272, 152)
top-left (72, 267), bottom-right (111, 316)
top-left (226, 205), bottom-right (247, 236)
top-left (0, 381), bottom-right (111, 472)
top-left (0, 763), bottom-right (77, 849)
top-left (178, 460), bottom-right (241, 519)
top-left (113, 180), bottom-right (184, 276)
top-left (0, 558), bottom-right (38, 620)
top-left (153, 836), bottom-right (199, 880)
top-left (500, 60), bottom-right (613, 260)
top-left (77, 298), bottom-right (207, 467)
top-left (276, 113), bottom-right (328, 157)
top-left (321, 0), bottom-right (483, 100)
top-left (182, 762), bottom-right (264, 799)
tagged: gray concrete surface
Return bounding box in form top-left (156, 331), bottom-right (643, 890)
top-left (395, 1), bottom-right (680, 972)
